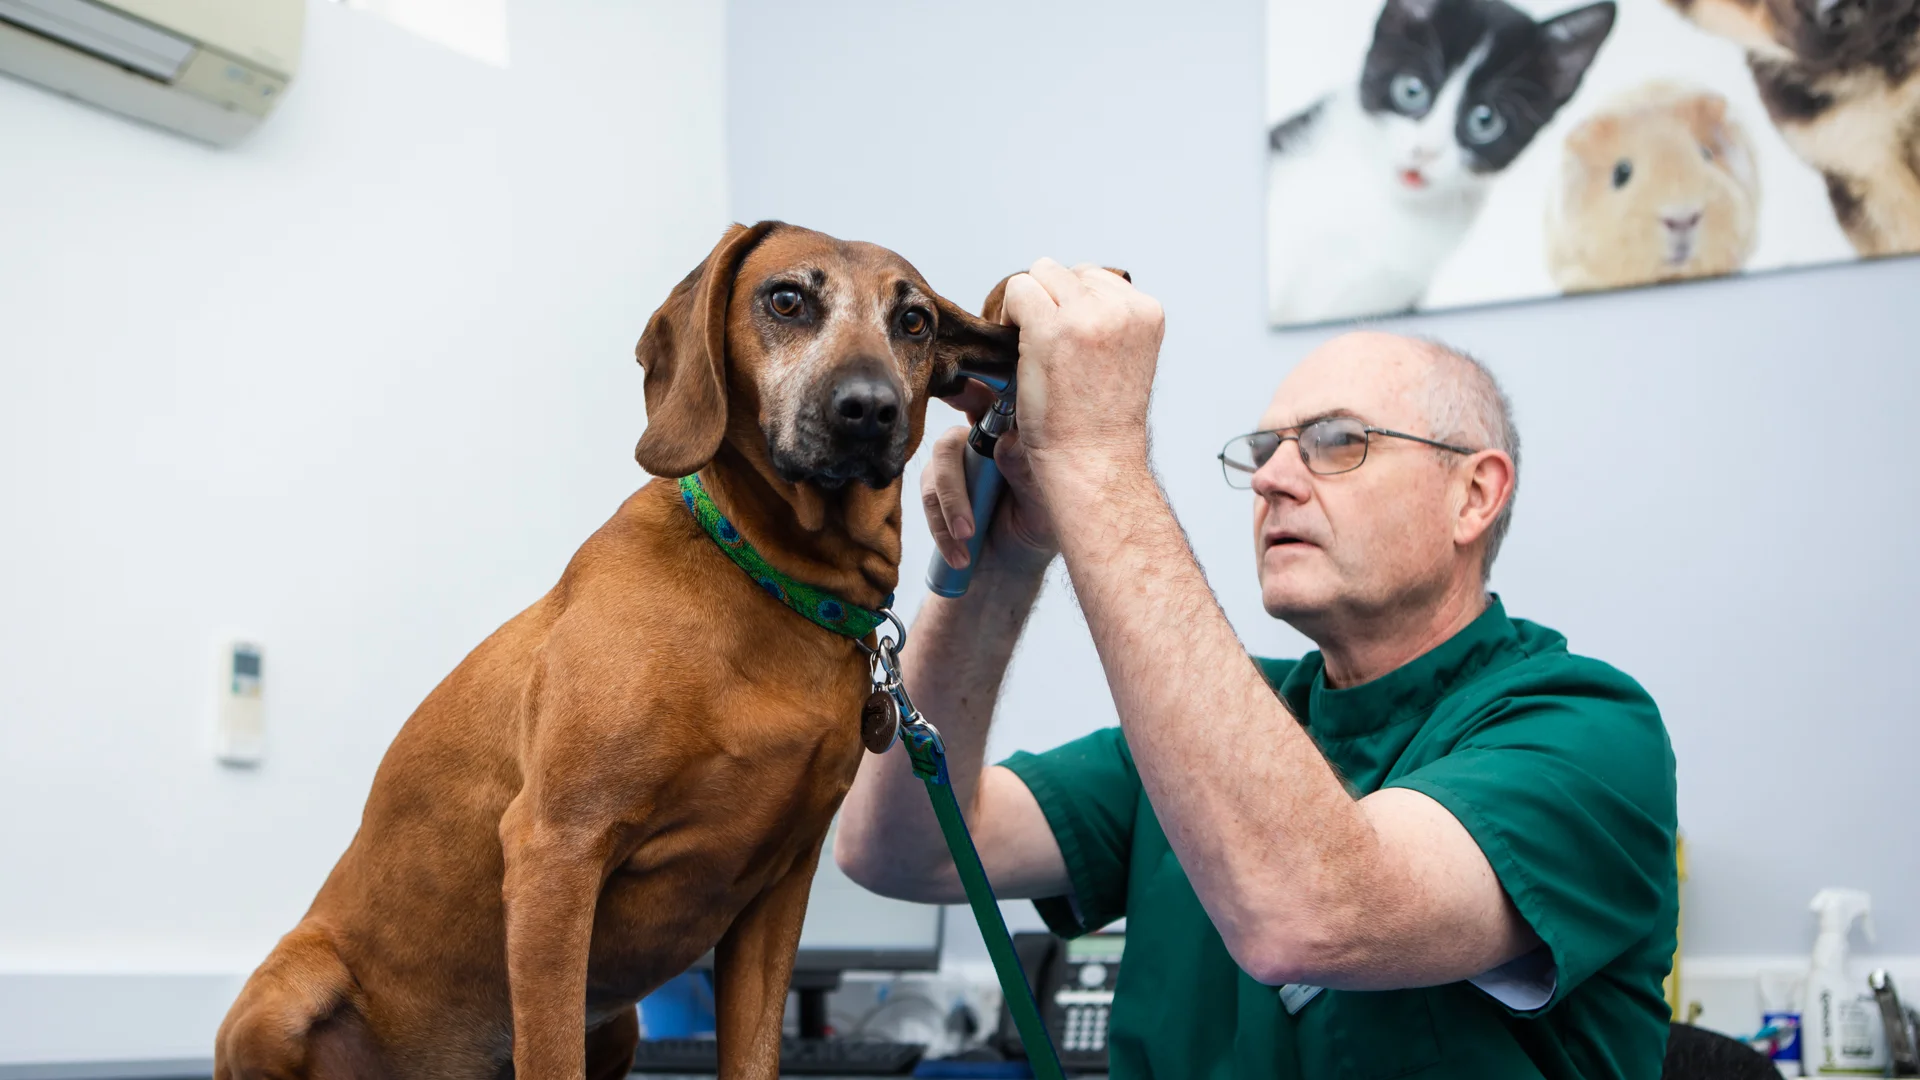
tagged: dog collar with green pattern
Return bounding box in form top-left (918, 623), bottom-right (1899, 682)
top-left (677, 473), bottom-right (889, 639)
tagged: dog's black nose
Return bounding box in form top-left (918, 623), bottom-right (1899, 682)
top-left (829, 371), bottom-right (901, 441)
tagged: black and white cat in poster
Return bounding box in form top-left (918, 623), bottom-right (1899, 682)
top-left (1265, 0), bottom-right (1920, 327)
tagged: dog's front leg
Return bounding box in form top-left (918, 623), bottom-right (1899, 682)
top-left (501, 792), bottom-right (607, 1080)
top-left (713, 840), bottom-right (827, 1079)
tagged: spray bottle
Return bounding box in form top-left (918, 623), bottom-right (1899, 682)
top-left (1802, 888), bottom-right (1888, 1076)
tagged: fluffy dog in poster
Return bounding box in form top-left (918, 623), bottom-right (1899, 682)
top-left (1547, 81), bottom-right (1762, 291)
top-left (1662, 0), bottom-right (1920, 256)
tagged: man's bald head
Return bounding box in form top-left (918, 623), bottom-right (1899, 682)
top-left (1250, 332), bottom-right (1521, 639)
top-left (1260, 332), bottom-right (1518, 580)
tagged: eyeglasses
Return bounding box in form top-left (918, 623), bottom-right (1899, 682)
top-left (1218, 416), bottom-right (1477, 489)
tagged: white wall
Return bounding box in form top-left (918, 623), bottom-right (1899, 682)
top-left (726, 0), bottom-right (1920, 975)
top-left (0, 0), bottom-right (725, 1062)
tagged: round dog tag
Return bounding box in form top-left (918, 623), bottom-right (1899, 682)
top-left (861, 689), bottom-right (900, 754)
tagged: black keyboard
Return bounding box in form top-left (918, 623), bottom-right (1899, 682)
top-left (629, 1036), bottom-right (925, 1075)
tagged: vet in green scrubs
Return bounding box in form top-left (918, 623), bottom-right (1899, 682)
top-left (1002, 598), bottom-right (1678, 1079)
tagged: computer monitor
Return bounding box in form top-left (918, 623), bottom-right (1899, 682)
top-left (791, 815), bottom-right (944, 974)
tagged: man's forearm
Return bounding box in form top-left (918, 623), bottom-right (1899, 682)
top-left (833, 556), bottom-right (1049, 899)
top-left (1047, 463), bottom-right (1385, 982)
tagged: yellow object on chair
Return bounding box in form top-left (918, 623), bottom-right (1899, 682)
top-left (1665, 832), bottom-right (1687, 1019)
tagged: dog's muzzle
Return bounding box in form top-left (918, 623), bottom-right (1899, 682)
top-left (770, 364), bottom-right (911, 489)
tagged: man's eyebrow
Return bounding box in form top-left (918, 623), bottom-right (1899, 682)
top-left (1260, 408), bottom-right (1364, 432)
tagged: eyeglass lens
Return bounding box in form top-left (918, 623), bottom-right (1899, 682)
top-left (1221, 418), bottom-right (1370, 487)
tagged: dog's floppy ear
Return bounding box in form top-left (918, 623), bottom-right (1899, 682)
top-left (977, 274), bottom-right (1018, 324)
top-left (928, 285), bottom-right (1018, 399)
top-left (633, 221), bottom-right (779, 477)
top-left (928, 267), bottom-right (1132, 399)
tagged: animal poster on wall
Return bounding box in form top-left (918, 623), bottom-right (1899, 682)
top-left (1265, 0), bottom-right (1920, 327)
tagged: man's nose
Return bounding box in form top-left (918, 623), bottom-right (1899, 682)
top-left (828, 366), bottom-right (901, 441)
top-left (1252, 438), bottom-right (1311, 497)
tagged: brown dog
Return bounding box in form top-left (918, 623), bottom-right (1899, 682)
top-left (214, 221), bottom-right (1017, 1080)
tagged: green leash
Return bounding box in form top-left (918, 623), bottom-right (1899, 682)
top-left (878, 635), bottom-right (1070, 1080)
top-left (679, 474), bottom-right (1068, 1080)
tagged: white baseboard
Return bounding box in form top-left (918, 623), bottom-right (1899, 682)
top-left (0, 1062), bottom-right (211, 1080)
top-left (0, 974), bottom-right (239, 1073)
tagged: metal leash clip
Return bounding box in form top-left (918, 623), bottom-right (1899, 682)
top-left (856, 610), bottom-right (947, 779)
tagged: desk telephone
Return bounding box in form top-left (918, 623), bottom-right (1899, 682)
top-left (998, 931), bottom-right (1125, 1072)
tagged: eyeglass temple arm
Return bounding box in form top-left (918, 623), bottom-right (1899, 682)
top-left (1368, 427), bottom-right (1478, 455)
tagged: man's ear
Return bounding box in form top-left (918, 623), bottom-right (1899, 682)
top-left (1457, 448), bottom-right (1517, 547)
top-left (633, 220), bottom-right (780, 477)
top-left (928, 268), bottom-right (1130, 398)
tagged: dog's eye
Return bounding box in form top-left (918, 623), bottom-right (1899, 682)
top-left (900, 308), bottom-right (931, 338)
top-left (769, 289), bottom-right (804, 318)
top-left (1612, 159), bottom-right (1633, 189)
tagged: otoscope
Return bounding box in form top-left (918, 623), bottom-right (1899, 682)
top-left (924, 368), bottom-right (1016, 599)
top-left (924, 268), bottom-right (1128, 598)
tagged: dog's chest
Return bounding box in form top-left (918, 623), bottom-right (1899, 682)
top-left (582, 693), bottom-right (865, 999)
top-left (614, 667), bottom-right (867, 878)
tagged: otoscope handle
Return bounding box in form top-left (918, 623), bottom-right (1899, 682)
top-left (925, 439), bottom-right (1005, 598)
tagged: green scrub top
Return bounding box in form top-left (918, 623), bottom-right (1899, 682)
top-left (1001, 598), bottom-right (1678, 1079)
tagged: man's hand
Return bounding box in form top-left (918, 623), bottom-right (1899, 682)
top-left (921, 422), bottom-right (1056, 573)
top-left (922, 296), bottom-right (1064, 576)
top-left (999, 259), bottom-right (1165, 484)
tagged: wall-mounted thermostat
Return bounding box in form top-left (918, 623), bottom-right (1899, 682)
top-left (214, 639), bottom-right (264, 766)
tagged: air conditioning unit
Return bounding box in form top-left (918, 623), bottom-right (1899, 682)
top-left (0, 0), bottom-right (304, 145)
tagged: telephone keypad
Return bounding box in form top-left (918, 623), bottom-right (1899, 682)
top-left (1028, 930), bottom-right (1124, 1066)
top-left (1061, 1002), bottom-right (1111, 1052)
